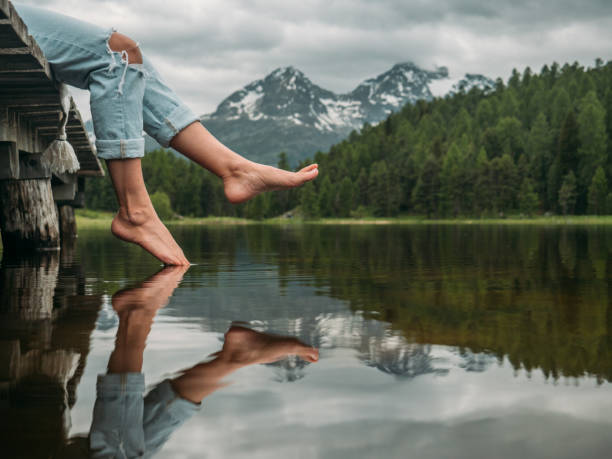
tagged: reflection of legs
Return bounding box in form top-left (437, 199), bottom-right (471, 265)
top-left (169, 122), bottom-right (319, 204)
top-left (170, 325), bottom-right (319, 403)
top-left (107, 159), bottom-right (189, 266)
top-left (107, 265), bottom-right (189, 372)
top-left (90, 266), bottom-right (188, 457)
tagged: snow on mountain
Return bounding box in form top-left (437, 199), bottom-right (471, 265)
top-left (198, 63), bottom-right (493, 164)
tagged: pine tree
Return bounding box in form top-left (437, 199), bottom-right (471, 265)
top-left (300, 182), bottom-right (319, 219)
top-left (490, 154), bottom-right (518, 213)
top-left (558, 171), bottom-right (577, 215)
top-left (558, 110), bottom-right (580, 177)
top-left (318, 176), bottom-right (334, 217)
top-left (368, 161), bottom-right (391, 216)
top-left (474, 147), bottom-right (491, 214)
top-left (578, 91), bottom-right (608, 205)
top-left (440, 143), bottom-right (467, 216)
top-left (412, 155), bottom-right (440, 217)
top-left (587, 166), bottom-right (608, 214)
top-left (337, 177), bottom-right (353, 217)
top-left (527, 113), bottom-right (552, 205)
top-left (518, 178), bottom-right (539, 215)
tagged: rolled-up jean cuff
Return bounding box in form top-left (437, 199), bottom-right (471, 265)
top-left (96, 138), bottom-right (145, 160)
top-left (96, 373), bottom-right (145, 395)
top-left (156, 104), bottom-right (199, 148)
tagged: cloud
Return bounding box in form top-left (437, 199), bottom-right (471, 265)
top-left (14, 0), bottom-right (612, 120)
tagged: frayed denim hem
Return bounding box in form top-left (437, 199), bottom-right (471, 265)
top-left (96, 137), bottom-right (145, 160)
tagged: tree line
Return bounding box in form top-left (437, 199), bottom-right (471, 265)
top-left (86, 59), bottom-right (612, 219)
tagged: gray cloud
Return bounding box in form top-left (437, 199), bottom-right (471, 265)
top-left (15, 0), bottom-right (612, 120)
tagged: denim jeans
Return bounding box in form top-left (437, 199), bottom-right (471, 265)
top-left (89, 373), bottom-right (200, 458)
top-left (12, 2), bottom-right (199, 160)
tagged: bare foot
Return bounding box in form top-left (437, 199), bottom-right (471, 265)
top-left (223, 160), bottom-right (319, 204)
top-left (111, 207), bottom-right (189, 265)
top-left (221, 325), bottom-right (319, 365)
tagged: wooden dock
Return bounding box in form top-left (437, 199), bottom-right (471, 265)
top-left (0, 0), bottom-right (103, 252)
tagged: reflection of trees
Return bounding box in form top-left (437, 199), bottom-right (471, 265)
top-left (238, 224), bottom-right (612, 384)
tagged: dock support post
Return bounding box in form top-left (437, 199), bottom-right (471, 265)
top-left (57, 204), bottom-right (76, 240)
top-left (0, 178), bottom-right (60, 252)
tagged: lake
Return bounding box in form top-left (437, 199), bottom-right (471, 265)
top-left (1, 224), bottom-right (611, 458)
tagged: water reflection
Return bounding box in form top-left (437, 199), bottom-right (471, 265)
top-left (1, 225), bottom-right (612, 458)
top-left (88, 267), bottom-right (317, 458)
top-left (0, 241), bottom-right (100, 459)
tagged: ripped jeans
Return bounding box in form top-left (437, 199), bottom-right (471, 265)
top-left (12, 2), bottom-right (198, 160)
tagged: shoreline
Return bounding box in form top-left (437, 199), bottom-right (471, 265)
top-left (74, 210), bottom-right (612, 228)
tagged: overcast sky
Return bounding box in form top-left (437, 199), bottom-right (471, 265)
top-left (17, 0), bottom-right (612, 120)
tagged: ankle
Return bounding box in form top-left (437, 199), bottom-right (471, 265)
top-left (224, 156), bottom-right (253, 179)
top-left (117, 205), bottom-right (156, 226)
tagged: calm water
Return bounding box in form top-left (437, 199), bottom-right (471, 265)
top-left (1, 224), bottom-right (611, 459)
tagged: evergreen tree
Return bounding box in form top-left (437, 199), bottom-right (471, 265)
top-left (557, 110), bottom-right (580, 177)
top-left (490, 154), bottom-right (518, 213)
top-left (578, 91), bottom-right (608, 205)
top-left (558, 171), bottom-right (577, 215)
top-left (300, 182), bottom-right (319, 219)
top-left (337, 177), bottom-right (353, 217)
top-left (318, 175), bottom-right (334, 217)
top-left (527, 113), bottom-right (552, 205)
top-left (355, 168), bottom-right (369, 207)
top-left (474, 147), bottom-right (492, 214)
top-left (412, 155), bottom-right (440, 217)
top-left (518, 178), bottom-right (539, 215)
top-left (440, 143), bottom-right (469, 216)
top-left (588, 166), bottom-right (608, 214)
top-left (368, 161), bottom-right (391, 216)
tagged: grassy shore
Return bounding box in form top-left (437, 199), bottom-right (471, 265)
top-left (74, 209), bottom-right (612, 228)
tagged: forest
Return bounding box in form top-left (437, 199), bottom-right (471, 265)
top-left (86, 59), bottom-right (612, 219)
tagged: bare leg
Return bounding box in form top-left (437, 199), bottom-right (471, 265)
top-left (169, 122), bottom-right (319, 204)
top-left (106, 158), bottom-right (189, 265)
top-left (170, 325), bottom-right (319, 403)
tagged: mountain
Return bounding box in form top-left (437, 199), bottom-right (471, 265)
top-left (134, 63), bottom-right (493, 165)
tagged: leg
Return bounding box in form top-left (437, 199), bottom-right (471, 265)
top-left (139, 57), bottom-right (318, 205)
top-left (107, 158), bottom-right (189, 265)
top-left (169, 122), bottom-right (319, 204)
top-left (101, 33), bottom-right (188, 265)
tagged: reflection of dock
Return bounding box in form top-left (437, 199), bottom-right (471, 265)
top-left (0, 0), bottom-right (103, 252)
top-left (0, 247), bottom-right (102, 457)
